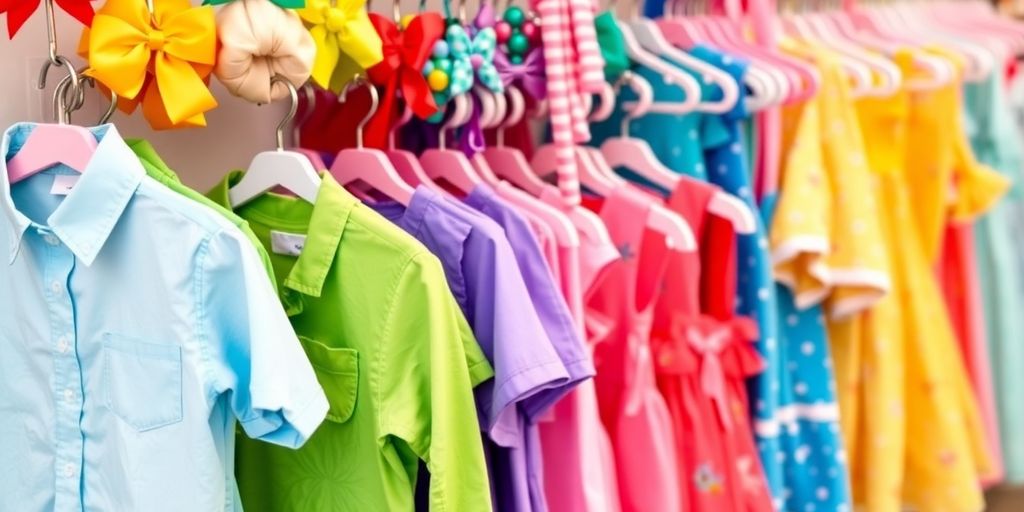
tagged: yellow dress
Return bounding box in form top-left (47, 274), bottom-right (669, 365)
top-left (849, 49), bottom-right (1001, 511)
top-left (774, 41), bottom-right (902, 512)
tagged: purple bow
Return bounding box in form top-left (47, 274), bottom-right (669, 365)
top-left (494, 49), bottom-right (547, 101)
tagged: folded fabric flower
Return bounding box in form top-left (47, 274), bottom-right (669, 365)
top-left (298, 0), bottom-right (382, 92)
top-left (363, 12), bottom-right (444, 147)
top-left (215, 0), bottom-right (315, 104)
top-left (88, 0), bottom-right (217, 128)
top-left (203, 0), bottom-right (304, 8)
top-left (1, 0), bottom-right (94, 39)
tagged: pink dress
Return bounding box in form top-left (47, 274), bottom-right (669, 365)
top-left (583, 189), bottom-right (682, 512)
top-left (538, 210), bottom-right (621, 512)
top-left (650, 178), bottom-right (774, 512)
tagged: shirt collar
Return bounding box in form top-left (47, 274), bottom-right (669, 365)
top-left (1, 123), bottom-right (144, 266)
top-left (210, 171), bottom-right (353, 298)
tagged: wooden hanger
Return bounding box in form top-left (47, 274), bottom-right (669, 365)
top-left (329, 76), bottom-right (415, 205)
top-left (229, 77), bottom-right (323, 208)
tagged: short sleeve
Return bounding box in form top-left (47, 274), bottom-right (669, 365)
top-left (197, 228), bottom-right (328, 449)
top-left (816, 57), bottom-right (890, 319)
top-left (771, 98), bottom-right (832, 308)
top-left (462, 226), bottom-right (571, 442)
top-left (701, 113), bottom-right (732, 150)
top-left (950, 120), bottom-right (1011, 222)
top-left (379, 253), bottom-right (493, 511)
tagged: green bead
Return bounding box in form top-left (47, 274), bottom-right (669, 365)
top-left (507, 32), bottom-right (529, 55)
top-left (503, 6), bottom-right (525, 28)
top-left (435, 58), bottom-right (452, 74)
top-left (510, 54), bottom-right (523, 65)
top-left (446, 17), bottom-right (461, 27)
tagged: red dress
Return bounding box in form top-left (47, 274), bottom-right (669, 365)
top-left (649, 178), bottom-right (774, 512)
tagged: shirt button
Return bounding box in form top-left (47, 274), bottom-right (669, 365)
top-left (63, 388), bottom-right (74, 403)
top-left (50, 281), bottom-right (62, 294)
top-left (63, 463), bottom-right (74, 478)
top-left (43, 234), bottom-right (60, 246)
top-left (56, 336), bottom-right (70, 354)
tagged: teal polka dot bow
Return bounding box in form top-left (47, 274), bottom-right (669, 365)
top-left (427, 22), bottom-right (504, 115)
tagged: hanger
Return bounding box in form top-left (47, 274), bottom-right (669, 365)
top-left (625, 1), bottom-right (740, 114)
top-left (680, 0), bottom-right (822, 104)
top-left (385, 103), bottom-right (445, 193)
top-left (292, 83), bottom-right (328, 171)
top-left (467, 86), bottom-right (504, 184)
top-left (6, 1), bottom-right (98, 184)
top-left (329, 76), bottom-right (415, 205)
top-left (229, 77), bottom-right (323, 208)
top-left (487, 86), bottom-right (548, 195)
top-left (420, 94), bottom-right (485, 194)
top-left (596, 72), bottom-right (695, 251)
top-left (803, 11), bottom-right (903, 97)
top-left (781, 8), bottom-right (875, 98)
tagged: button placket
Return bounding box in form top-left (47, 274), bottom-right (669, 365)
top-left (43, 241), bottom-right (84, 509)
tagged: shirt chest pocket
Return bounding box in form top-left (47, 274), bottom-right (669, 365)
top-left (299, 337), bottom-right (358, 424)
top-left (102, 334), bottom-right (183, 432)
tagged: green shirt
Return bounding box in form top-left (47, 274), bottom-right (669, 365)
top-left (207, 171), bottom-right (494, 512)
top-left (124, 139), bottom-right (277, 287)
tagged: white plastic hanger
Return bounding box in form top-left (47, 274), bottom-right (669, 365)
top-left (229, 76), bottom-right (322, 208)
top-left (329, 76), bottom-right (415, 205)
top-left (627, 16), bottom-right (740, 113)
top-left (615, 17), bottom-right (702, 115)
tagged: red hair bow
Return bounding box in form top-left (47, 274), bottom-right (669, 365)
top-left (1, 0), bottom-right (95, 39)
top-left (364, 12), bottom-right (444, 148)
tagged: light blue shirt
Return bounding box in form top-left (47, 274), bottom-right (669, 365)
top-left (0, 124), bottom-right (328, 511)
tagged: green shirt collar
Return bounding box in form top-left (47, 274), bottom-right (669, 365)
top-left (125, 139), bottom-right (181, 184)
top-left (208, 171), bottom-right (353, 298)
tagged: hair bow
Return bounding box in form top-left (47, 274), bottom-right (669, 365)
top-left (493, 48), bottom-right (545, 100)
top-left (297, 0), bottom-right (382, 92)
top-left (1, 0), bottom-right (94, 39)
top-left (364, 12), bottom-right (444, 148)
top-left (448, 24), bottom-right (503, 94)
top-left (88, 0), bottom-right (217, 128)
top-left (203, 0), bottom-right (305, 7)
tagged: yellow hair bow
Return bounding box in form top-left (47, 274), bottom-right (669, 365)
top-left (298, 0), bottom-right (383, 92)
top-left (88, 0), bottom-right (217, 128)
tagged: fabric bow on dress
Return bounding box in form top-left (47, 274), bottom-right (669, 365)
top-left (364, 12), bottom-right (445, 148)
top-left (88, 0), bottom-right (217, 129)
top-left (298, 0), bottom-right (382, 92)
top-left (1, 0), bottom-right (94, 39)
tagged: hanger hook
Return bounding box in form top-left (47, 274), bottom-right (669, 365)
top-left (389, 103), bottom-right (415, 150)
top-left (613, 71), bottom-right (647, 138)
top-left (394, 0), bottom-right (401, 23)
top-left (268, 76), bottom-right (299, 151)
top-left (339, 75), bottom-right (380, 149)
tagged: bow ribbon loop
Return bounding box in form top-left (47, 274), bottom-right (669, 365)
top-left (88, 0), bottom-right (217, 127)
top-left (686, 323), bottom-right (734, 430)
top-left (298, 0), bottom-right (382, 91)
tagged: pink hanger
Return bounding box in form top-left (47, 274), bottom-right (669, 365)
top-left (485, 86), bottom-right (548, 196)
top-left (8, 61), bottom-right (98, 184)
top-left (468, 86), bottom-right (503, 184)
top-left (385, 103), bottom-right (444, 194)
top-left (420, 94), bottom-right (484, 195)
top-left (329, 77), bottom-right (415, 206)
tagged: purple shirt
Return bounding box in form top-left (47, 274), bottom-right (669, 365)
top-left (373, 187), bottom-right (569, 512)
